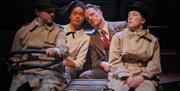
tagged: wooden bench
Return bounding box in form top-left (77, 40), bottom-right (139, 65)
top-left (64, 79), bottom-right (108, 91)
top-left (64, 73), bottom-right (180, 91)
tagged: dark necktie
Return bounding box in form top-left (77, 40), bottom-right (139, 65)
top-left (100, 30), bottom-right (110, 49)
top-left (66, 32), bottom-right (75, 38)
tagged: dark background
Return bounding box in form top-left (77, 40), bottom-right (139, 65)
top-left (0, 0), bottom-right (180, 91)
top-left (1, 0), bottom-right (180, 56)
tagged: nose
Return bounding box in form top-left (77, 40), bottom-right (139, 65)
top-left (128, 15), bottom-right (132, 21)
top-left (87, 16), bottom-right (92, 21)
top-left (75, 15), bottom-right (80, 19)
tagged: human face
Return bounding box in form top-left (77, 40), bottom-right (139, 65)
top-left (85, 8), bottom-right (102, 28)
top-left (70, 7), bottom-right (85, 28)
top-left (127, 11), bottom-right (145, 30)
top-left (36, 8), bottom-right (55, 25)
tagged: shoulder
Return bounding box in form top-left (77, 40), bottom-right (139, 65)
top-left (59, 24), bottom-right (67, 29)
top-left (54, 24), bottom-right (65, 32)
top-left (20, 22), bottom-right (31, 27)
top-left (55, 24), bottom-right (64, 29)
top-left (84, 29), bottom-right (96, 35)
top-left (83, 32), bottom-right (91, 40)
top-left (146, 31), bottom-right (159, 42)
top-left (16, 22), bottom-right (32, 35)
top-left (81, 33), bottom-right (91, 42)
top-left (113, 28), bottom-right (129, 38)
top-left (145, 31), bottom-right (160, 48)
top-left (76, 29), bottom-right (91, 41)
top-left (17, 18), bottom-right (39, 33)
top-left (59, 24), bottom-right (70, 33)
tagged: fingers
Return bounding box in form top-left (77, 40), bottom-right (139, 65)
top-left (46, 48), bottom-right (56, 56)
top-left (129, 80), bottom-right (138, 88)
top-left (100, 62), bottom-right (110, 72)
top-left (126, 76), bottom-right (144, 88)
top-left (11, 63), bottom-right (20, 70)
top-left (126, 77), bottom-right (134, 87)
top-left (63, 60), bottom-right (76, 68)
top-left (133, 76), bottom-right (144, 87)
top-left (126, 77), bottom-right (139, 88)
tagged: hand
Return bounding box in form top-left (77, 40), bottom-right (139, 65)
top-left (46, 48), bottom-right (57, 57)
top-left (126, 76), bottom-right (135, 88)
top-left (10, 63), bottom-right (20, 70)
top-left (133, 76), bottom-right (144, 87)
top-left (126, 76), bottom-right (144, 88)
top-left (9, 57), bottom-right (21, 70)
top-left (63, 59), bottom-right (76, 68)
top-left (100, 61), bottom-right (110, 72)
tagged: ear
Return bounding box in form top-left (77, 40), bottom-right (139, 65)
top-left (141, 18), bottom-right (145, 24)
top-left (98, 10), bottom-right (103, 16)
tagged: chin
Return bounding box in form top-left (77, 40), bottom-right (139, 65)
top-left (128, 25), bottom-right (133, 28)
top-left (128, 26), bottom-right (135, 30)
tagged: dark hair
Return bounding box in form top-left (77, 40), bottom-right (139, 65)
top-left (58, 0), bottom-right (85, 15)
top-left (127, 2), bottom-right (150, 29)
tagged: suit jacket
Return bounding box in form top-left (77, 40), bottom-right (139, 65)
top-left (84, 21), bottom-right (127, 71)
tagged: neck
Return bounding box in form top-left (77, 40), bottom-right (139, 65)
top-left (69, 23), bottom-right (81, 32)
top-left (96, 18), bottom-right (105, 30)
top-left (131, 25), bottom-right (144, 32)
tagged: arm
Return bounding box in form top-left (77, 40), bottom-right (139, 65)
top-left (109, 34), bottom-right (132, 79)
top-left (73, 36), bottom-right (90, 69)
top-left (52, 29), bottom-right (69, 58)
top-left (46, 26), bottom-right (69, 58)
top-left (10, 26), bottom-right (28, 69)
top-left (126, 39), bottom-right (161, 88)
top-left (11, 26), bottom-right (27, 61)
top-left (64, 36), bottom-right (90, 69)
top-left (140, 39), bottom-right (162, 78)
top-left (89, 43), bottom-right (105, 69)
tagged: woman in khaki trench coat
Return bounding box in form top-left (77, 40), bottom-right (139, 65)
top-left (107, 2), bottom-right (161, 91)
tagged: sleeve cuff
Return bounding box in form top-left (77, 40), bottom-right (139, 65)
top-left (142, 76), bottom-right (151, 80)
top-left (116, 71), bottom-right (132, 80)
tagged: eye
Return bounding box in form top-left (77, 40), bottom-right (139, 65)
top-left (89, 13), bottom-right (94, 17)
top-left (72, 12), bottom-right (77, 15)
top-left (133, 13), bottom-right (138, 16)
top-left (80, 13), bottom-right (84, 17)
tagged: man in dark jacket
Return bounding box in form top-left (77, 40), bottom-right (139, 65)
top-left (79, 4), bottom-right (127, 79)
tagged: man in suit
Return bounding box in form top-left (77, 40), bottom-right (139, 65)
top-left (79, 4), bottom-right (127, 79)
